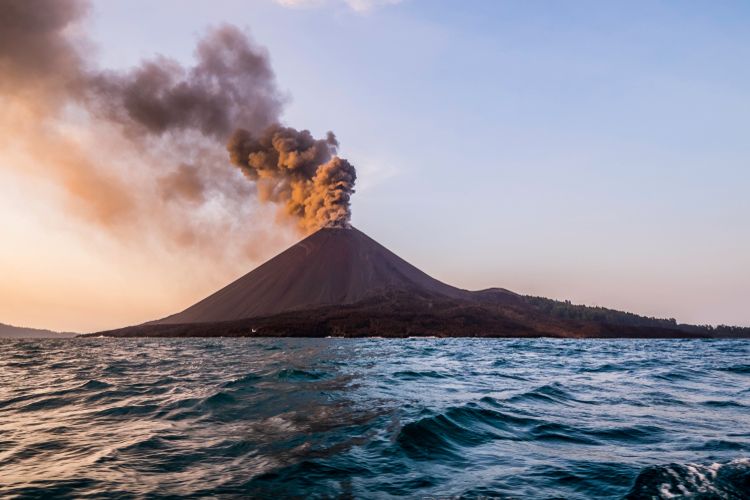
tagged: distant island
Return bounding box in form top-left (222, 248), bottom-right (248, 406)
top-left (85, 227), bottom-right (750, 339)
top-left (0, 323), bottom-right (76, 339)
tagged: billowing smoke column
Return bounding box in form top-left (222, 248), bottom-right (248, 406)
top-left (228, 126), bottom-right (356, 232)
top-left (84, 26), bottom-right (281, 142)
top-left (83, 20), bottom-right (358, 233)
top-left (0, 0), bottom-right (356, 238)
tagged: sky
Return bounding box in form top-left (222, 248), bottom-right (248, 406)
top-left (1, 0), bottom-right (749, 332)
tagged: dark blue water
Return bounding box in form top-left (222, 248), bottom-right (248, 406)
top-left (1, 338), bottom-right (749, 499)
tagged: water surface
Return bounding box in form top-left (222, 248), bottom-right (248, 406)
top-left (1, 338), bottom-right (748, 498)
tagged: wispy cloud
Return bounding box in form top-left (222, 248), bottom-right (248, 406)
top-left (275, 0), bottom-right (403, 13)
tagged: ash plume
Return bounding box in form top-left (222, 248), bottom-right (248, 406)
top-left (0, 0), bottom-right (357, 251)
top-left (228, 126), bottom-right (356, 231)
top-left (0, 0), bottom-right (87, 106)
top-left (84, 25), bottom-right (281, 140)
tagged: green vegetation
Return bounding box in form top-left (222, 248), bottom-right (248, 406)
top-left (523, 296), bottom-right (750, 337)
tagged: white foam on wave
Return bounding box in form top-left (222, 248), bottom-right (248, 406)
top-left (656, 459), bottom-right (749, 499)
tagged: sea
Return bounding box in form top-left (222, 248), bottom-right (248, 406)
top-left (1, 338), bottom-right (748, 499)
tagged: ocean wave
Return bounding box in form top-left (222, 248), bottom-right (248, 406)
top-left (579, 358), bottom-right (659, 373)
top-left (527, 422), bottom-right (599, 445)
top-left (222, 373), bottom-right (262, 388)
top-left (694, 440), bottom-right (750, 452)
top-left (395, 401), bottom-right (557, 460)
top-left (586, 424), bottom-right (665, 444)
top-left (202, 391), bottom-right (237, 407)
top-left (275, 368), bottom-right (328, 381)
top-left (719, 364), bottom-right (750, 375)
top-left (78, 379), bottom-right (112, 390)
top-left (392, 370), bottom-right (449, 380)
top-left (16, 396), bottom-right (75, 413)
top-left (95, 403), bottom-right (161, 418)
top-left (702, 400), bottom-right (747, 409)
top-left (396, 405), bottom-right (520, 460)
top-left (1, 337), bottom-right (748, 499)
top-left (653, 367), bottom-right (708, 383)
top-left (507, 383), bottom-right (589, 406)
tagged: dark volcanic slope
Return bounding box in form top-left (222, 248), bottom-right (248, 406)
top-left (157, 227), bottom-right (469, 324)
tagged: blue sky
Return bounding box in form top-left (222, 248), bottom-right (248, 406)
top-left (85, 0), bottom-right (750, 326)
top-left (3, 0), bottom-right (746, 331)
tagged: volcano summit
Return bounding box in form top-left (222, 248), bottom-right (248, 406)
top-left (157, 227), bottom-right (468, 324)
top-left (96, 227), bottom-right (749, 338)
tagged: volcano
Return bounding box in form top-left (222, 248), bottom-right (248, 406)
top-left (156, 227), bottom-right (470, 324)
top-left (95, 227), bottom-right (749, 338)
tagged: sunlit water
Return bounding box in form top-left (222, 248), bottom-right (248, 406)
top-left (1, 338), bottom-right (749, 499)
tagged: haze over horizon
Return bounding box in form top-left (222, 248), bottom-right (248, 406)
top-left (2, 0), bottom-right (748, 332)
